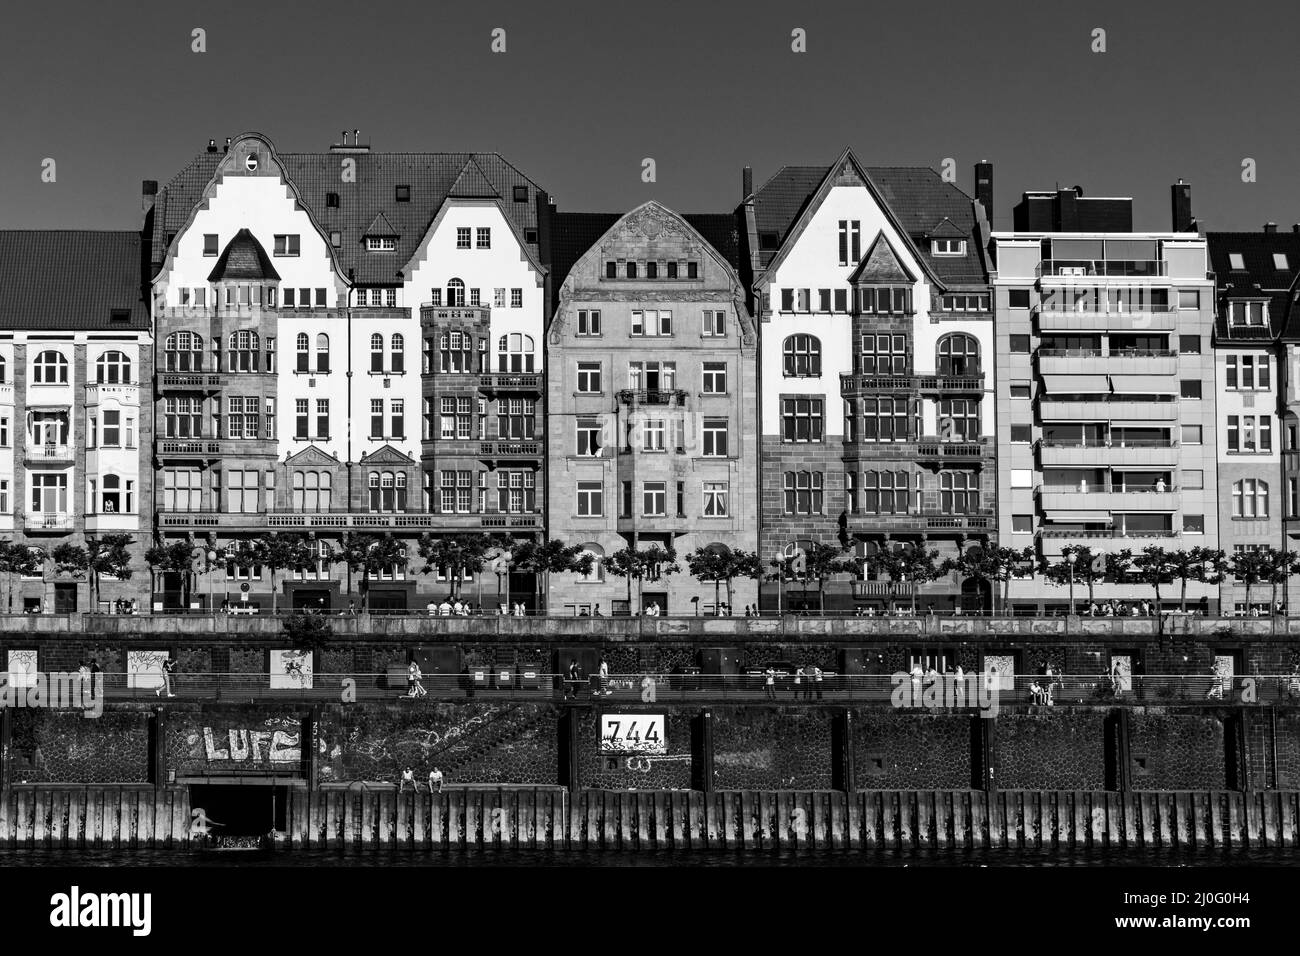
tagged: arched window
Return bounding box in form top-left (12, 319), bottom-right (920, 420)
top-left (316, 333), bottom-right (330, 373)
top-left (937, 333), bottom-right (980, 376)
top-left (497, 333), bottom-right (535, 373)
top-left (1232, 479), bottom-right (1269, 518)
top-left (579, 543), bottom-right (605, 583)
top-left (296, 333), bottom-right (310, 372)
top-left (370, 333), bottom-right (384, 373)
top-left (396, 472), bottom-right (408, 510)
top-left (783, 335), bottom-right (821, 377)
top-left (164, 332), bottom-right (203, 371)
top-left (95, 351), bottom-right (131, 384)
top-left (32, 350), bottom-right (69, 384)
top-left (380, 471), bottom-right (396, 511)
top-left (391, 333), bottom-right (405, 373)
top-left (446, 278), bottom-right (465, 307)
top-left (367, 472), bottom-right (381, 512)
top-left (227, 330), bottom-right (260, 372)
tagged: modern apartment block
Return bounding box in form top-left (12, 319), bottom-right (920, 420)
top-left (0, 231), bottom-right (153, 612)
top-left (745, 150), bottom-right (996, 612)
top-left (1208, 224), bottom-right (1300, 611)
top-left (994, 185), bottom-right (1219, 612)
top-left (544, 201), bottom-right (757, 615)
top-left (147, 132), bottom-right (548, 610)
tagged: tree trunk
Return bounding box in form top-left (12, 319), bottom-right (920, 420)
top-left (1181, 575), bottom-right (1188, 612)
top-left (270, 567), bottom-right (278, 614)
top-left (714, 579), bottom-right (720, 614)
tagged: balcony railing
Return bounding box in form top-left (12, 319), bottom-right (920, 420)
top-left (1033, 302), bottom-right (1178, 315)
top-left (25, 442), bottom-right (72, 460)
top-left (25, 512), bottom-right (73, 531)
top-left (1036, 349), bottom-right (1177, 359)
top-left (1036, 260), bottom-right (1167, 278)
top-left (847, 512), bottom-right (994, 531)
top-left (915, 438), bottom-right (989, 458)
top-left (618, 389), bottom-right (688, 406)
top-left (1037, 485), bottom-right (1177, 495)
top-left (840, 373), bottom-right (985, 392)
top-left (480, 441), bottom-right (541, 456)
top-left (84, 383), bottom-right (140, 405)
top-left (1038, 438), bottom-right (1178, 449)
top-left (1038, 529), bottom-right (1176, 539)
top-left (159, 440), bottom-right (222, 456)
top-left (478, 373), bottom-right (542, 391)
top-left (158, 372), bottom-right (224, 390)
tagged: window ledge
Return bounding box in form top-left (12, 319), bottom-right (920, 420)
top-left (368, 371), bottom-right (407, 377)
top-left (293, 370), bottom-right (331, 376)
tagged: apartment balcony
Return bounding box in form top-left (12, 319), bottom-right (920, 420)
top-left (84, 513), bottom-right (140, 533)
top-left (617, 389), bottom-right (689, 407)
top-left (842, 438), bottom-right (994, 464)
top-left (1036, 350), bottom-right (1178, 377)
top-left (25, 441), bottom-right (73, 462)
top-left (839, 373), bottom-right (986, 395)
top-left (847, 511), bottom-right (995, 533)
top-left (24, 512), bottom-right (73, 533)
top-left (478, 373), bottom-right (543, 394)
top-left (1034, 308), bottom-right (1179, 333)
top-left (156, 438), bottom-right (278, 460)
top-left (1037, 488), bottom-right (1181, 514)
top-left (157, 511), bottom-right (530, 532)
top-left (1036, 259), bottom-right (1167, 280)
top-left (915, 437), bottom-right (993, 461)
top-left (1037, 439), bottom-right (1179, 468)
top-left (1038, 399), bottom-right (1178, 422)
top-left (419, 305), bottom-right (491, 323)
top-left (480, 440), bottom-right (542, 458)
top-left (156, 371), bottom-right (271, 392)
top-left (1039, 529), bottom-right (1179, 559)
top-left (84, 383), bottom-right (140, 406)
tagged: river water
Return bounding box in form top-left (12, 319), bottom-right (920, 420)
top-left (2, 845), bottom-right (1295, 867)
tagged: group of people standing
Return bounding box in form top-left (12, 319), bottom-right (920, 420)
top-left (762, 664), bottom-right (824, 700)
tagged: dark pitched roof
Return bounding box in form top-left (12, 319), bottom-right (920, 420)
top-left (151, 147), bottom-right (545, 286)
top-left (1207, 231), bottom-right (1300, 340)
top-left (749, 164), bottom-right (987, 285)
top-left (362, 212), bottom-right (397, 238)
top-left (0, 230), bottom-right (149, 331)
top-left (207, 228), bottom-right (280, 282)
top-left (542, 209), bottom-right (743, 314)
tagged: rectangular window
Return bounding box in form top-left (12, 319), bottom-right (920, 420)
top-left (630, 309), bottom-right (673, 336)
top-left (1179, 334), bottom-right (1201, 354)
top-left (1009, 334), bottom-right (1031, 353)
top-left (576, 361), bottom-right (602, 393)
top-left (702, 418), bottom-right (728, 457)
top-left (1180, 380), bottom-right (1202, 399)
top-left (577, 310), bottom-right (601, 336)
top-left (1182, 424), bottom-right (1202, 445)
top-left (315, 399), bottom-right (329, 439)
top-left (782, 471), bottom-right (823, 515)
top-left (102, 409), bottom-right (121, 447)
top-left (1010, 384), bottom-right (1032, 399)
top-left (577, 480), bottom-right (603, 517)
top-left (203, 234), bottom-right (218, 256)
top-left (1182, 469), bottom-right (1204, 490)
top-left (1010, 425), bottom-right (1032, 443)
top-left (494, 288), bottom-right (506, 308)
top-left (456, 227), bottom-right (471, 249)
top-left (834, 289), bottom-right (848, 313)
top-left (643, 481), bottom-right (667, 517)
top-left (1184, 515), bottom-right (1205, 533)
top-left (391, 400), bottom-right (405, 439)
top-left (837, 220), bottom-right (861, 266)
top-left (642, 419), bottom-right (666, 452)
top-left (476, 227), bottom-right (491, 249)
top-left (687, 262), bottom-right (698, 279)
top-left (818, 289), bottom-right (832, 312)
top-left (1012, 514), bottom-right (1033, 533)
top-left (703, 310), bottom-right (725, 336)
top-left (781, 398), bottom-right (824, 443)
top-left (1010, 469), bottom-right (1033, 489)
top-left (371, 399), bottom-right (384, 439)
top-left (1008, 289), bottom-right (1031, 309)
top-left (273, 234), bottom-right (300, 257)
top-left (576, 418), bottom-right (603, 457)
top-left (702, 362), bottom-right (727, 394)
top-left (703, 481), bottom-right (728, 517)
top-left (511, 288), bottom-right (522, 308)
top-left (1178, 290), bottom-right (1200, 309)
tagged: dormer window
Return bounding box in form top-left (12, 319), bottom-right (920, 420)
top-left (366, 237), bottom-right (396, 252)
top-left (1229, 301), bottom-right (1268, 326)
top-left (395, 185), bottom-right (411, 202)
top-left (932, 239), bottom-right (966, 256)
top-left (1274, 254), bottom-right (1290, 270)
top-left (1228, 253), bottom-right (1246, 270)
top-left (759, 232), bottom-right (780, 250)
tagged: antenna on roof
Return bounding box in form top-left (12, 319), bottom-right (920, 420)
top-left (354, 129), bottom-right (360, 145)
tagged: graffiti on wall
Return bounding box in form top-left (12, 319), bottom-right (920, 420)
top-left (176, 716), bottom-right (303, 768)
top-left (127, 651), bottom-right (170, 690)
top-left (7, 650), bottom-right (38, 689)
top-left (270, 650), bottom-right (313, 690)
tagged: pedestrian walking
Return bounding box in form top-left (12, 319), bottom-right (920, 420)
top-left (793, 664), bottom-right (803, 700)
top-left (813, 664), bottom-right (824, 700)
top-left (566, 658), bottom-right (580, 700)
top-left (158, 658), bottom-right (177, 698)
top-left (598, 657), bottom-right (610, 696)
top-left (764, 667), bottom-right (776, 700)
top-left (408, 661), bottom-right (428, 699)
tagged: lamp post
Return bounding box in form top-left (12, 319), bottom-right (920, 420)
top-left (206, 549), bottom-right (218, 612)
top-left (1066, 550), bottom-right (1077, 616)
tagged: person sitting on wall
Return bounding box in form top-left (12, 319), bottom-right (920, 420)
top-left (593, 604), bottom-right (602, 617)
top-left (399, 767), bottom-right (417, 792)
top-left (428, 767), bottom-right (444, 793)
top-left (438, 598), bottom-right (452, 616)
top-left (426, 599), bottom-right (437, 616)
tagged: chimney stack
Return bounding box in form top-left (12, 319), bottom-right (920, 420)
top-left (206, 138), bottom-right (217, 154)
top-left (141, 179), bottom-right (158, 214)
top-left (1264, 222), bottom-right (1278, 233)
top-left (1292, 223), bottom-right (1300, 233)
top-left (742, 166), bottom-right (753, 201)
top-left (223, 137), bottom-right (231, 153)
top-left (1170, 180), bottom-right (1193, 232)
top-left (974, 161), bottom-right (993, 222)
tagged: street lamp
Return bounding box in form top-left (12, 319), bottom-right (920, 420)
top-left (206, 549), bottom-right (218, 612)
top-left (1066, 550), bottom-right (1077, 616)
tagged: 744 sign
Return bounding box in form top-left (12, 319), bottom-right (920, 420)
top-left (599, 714), bottom-right (666, 754)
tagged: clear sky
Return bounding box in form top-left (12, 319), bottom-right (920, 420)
top-left (1, 0), bottom-right (1296, 231)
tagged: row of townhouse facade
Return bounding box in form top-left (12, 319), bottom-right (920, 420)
top-left (1, 130), bottom-right (1298, 615)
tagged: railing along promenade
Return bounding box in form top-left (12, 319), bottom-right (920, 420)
top-left (0, 611), bottom-right (1296, 641)
top-left (44, 671), bottom-right (1300, 706)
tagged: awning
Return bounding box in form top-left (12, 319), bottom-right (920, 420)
top-left (1042, 511), bottom-right (1111, 522)
top-left (1109, 374), bottom-right (1175, 393)
top-left (1040, 373), bottom-right (1109, 393)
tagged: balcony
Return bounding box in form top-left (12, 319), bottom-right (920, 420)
top-left (617, 389), bottom-right (688, 406)
top-left (84, 383), bottom-right (140, 406)
top-left (1037, 488), bottom-right (1181, 514)
top-left (847, 511), bottom-right (994, 533)
top-left (478, 373), bottom-right (543, 393)
top-left (25, 442), bottom-right (73, 462)
top-left (1036, 350), bottom-right (1178, 377)
top-left (157, 438), bottom-right (277, 459)
top-left (1034, 307), bottom-right (1178, 333)
top-left (480, 441), bottom-right (542, 457)
top-left (1038, 439), bottom-right (1179, 467)
top-left (1038, 399), bottom-right (1178, 422)
top-left (24, 512), bottom-right (73, 532)
top-left (1036, 259), bottom-right (1167, 280)
top-left (839, 373), bottom-right (986, 395)
top-left (915, 437), bottom-right (992, 461)
top-left (157, 372), bottom-right (225, 391)
top-left (1039, 529), bottom-right (1178, 559)
top-left (84, 513), bottom-right (140, 533)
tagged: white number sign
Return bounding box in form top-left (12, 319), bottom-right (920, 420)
top-left (599, 714), bottom-right (666, 754)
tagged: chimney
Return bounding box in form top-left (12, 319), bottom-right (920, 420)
top-left (742, 166), bottom-right (753, 201)
top-left (141, 179), bottom-right (158, 214)
top-left (1171, 180), bottom-right (1193, 232)
top-left (1264, 222), bottom-right (1278, 233)
top-left (1292, 224), bottom-right (1300, 233)
top-left (206, 138), bottom-right (217, 154)
top-left (223, 137), bottom-right (231, 153)
top-left (974, 161), bottom-right (993, 222)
